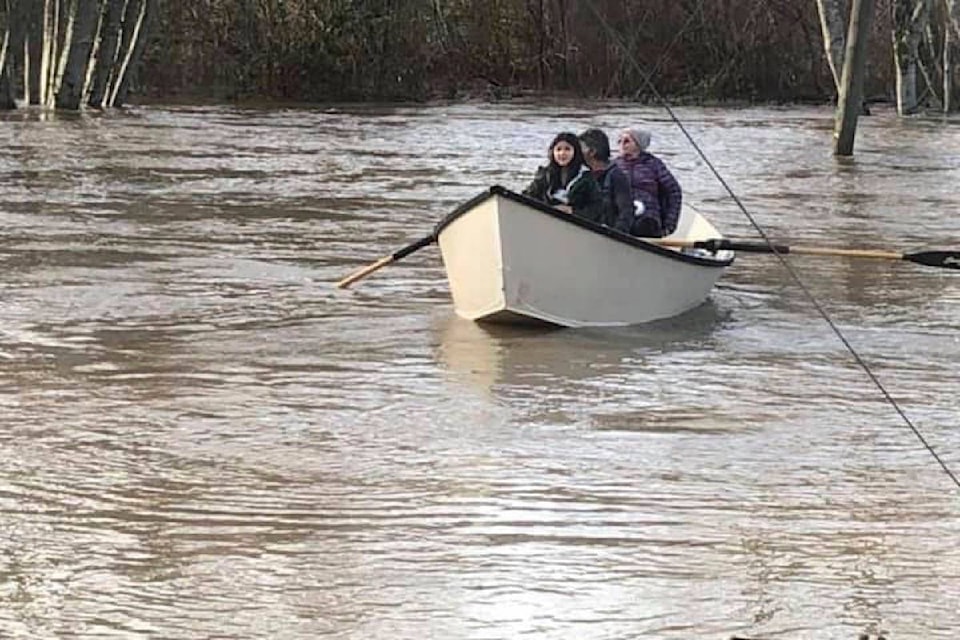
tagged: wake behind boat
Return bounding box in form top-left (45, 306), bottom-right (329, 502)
top-left (434, 186), bottom-right (734, 327)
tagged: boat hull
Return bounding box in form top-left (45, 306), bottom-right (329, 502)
top-left (435, 187), bottom-right (733, 328)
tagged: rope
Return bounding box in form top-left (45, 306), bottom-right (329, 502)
top-left (583, 1), bottom-right (960, 489)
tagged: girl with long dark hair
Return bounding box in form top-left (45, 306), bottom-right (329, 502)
top-left (522, 132), bottom-right (602, 222)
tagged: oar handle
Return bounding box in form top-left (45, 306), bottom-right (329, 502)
top-left (783, 246), bottom-right (903, 259)
top-left (336, 256), bottom-right (393, 289)
top-left (660, 238), bottom-right (902, 260)
top-left (656, 238), bottom-right (960, 270)
top-left (335, 233), bottom-right (437, 289)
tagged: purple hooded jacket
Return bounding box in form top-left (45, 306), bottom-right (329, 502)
top-left (614, 152), bottom-right (682, 236)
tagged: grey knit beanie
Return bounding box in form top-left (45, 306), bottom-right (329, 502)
top-left (623, 127), bottom-right (652, 152)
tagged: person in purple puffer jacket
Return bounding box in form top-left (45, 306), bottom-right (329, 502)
top-left (614, 126), bottom-right (682, 238)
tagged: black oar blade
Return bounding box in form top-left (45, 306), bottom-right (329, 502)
top-left (904, 251), bottom-right (960, 270)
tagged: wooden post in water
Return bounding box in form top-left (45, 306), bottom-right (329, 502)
top-left (833, 0), bottom-right (875, 156)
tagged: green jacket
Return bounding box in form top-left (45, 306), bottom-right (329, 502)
top-left (522, 165), bottom-right (604, 224)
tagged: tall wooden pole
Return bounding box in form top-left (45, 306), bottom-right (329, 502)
top-left (833, 0), bottom-right (875, 156)
top-left (946, 21), bottom-right (951, 113)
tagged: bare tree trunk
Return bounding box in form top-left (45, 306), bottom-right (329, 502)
top-left (38, 0), bottom-right (50, 105)
top-left (26, 1), bottom-right (42, 103)
top-left (3, 0), bottom-right (29, 107)
top-left (816, 0), bottom-right (849, 93)
top-left (834, 0), bottom-right (874, 156)
top-left (50, 0), bottom-right (80, 107)
top-left (39, 0), bottom-right (64, 108)
top-left (50, 0), bottom-right (77, 103)
top-left (949, 0), bottom-right (960, 37)
top-left (555, 0), bottom-right (568, 89)
top-left (23, 29), bottom-right (29, 102)
top-left (946, 20), bottom-right (951, 112)
top-left (0, 0), bottom-right (9, 73)
top-left (81, 0), bottom-right (103, 104)
top-left (55, 0), bottom-right (99, 108)
top-left (536, 0), bottom-right (544, 90)
top-left (0, 0), bottom-right (14, 108)
top-left (947, 0), bottom-right (960, 111)
top-left (87, 0), bottom-right (122, 108)
top-left (892, 0), bottom-right (931, 115)
top-left (108, 0), bottom-right (151, 106)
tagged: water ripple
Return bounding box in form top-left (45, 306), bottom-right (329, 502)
top-left (0, 104), bottom-right (959, 639)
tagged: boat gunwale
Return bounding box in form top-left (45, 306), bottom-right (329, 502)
top-left (434, 186), bottom-right (734, 269)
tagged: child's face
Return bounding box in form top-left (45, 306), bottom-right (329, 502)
top-left (552, 141), bottom-right (575, 167)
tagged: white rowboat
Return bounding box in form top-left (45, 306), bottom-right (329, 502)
top-left (434, 186), bottom-right (734, 327)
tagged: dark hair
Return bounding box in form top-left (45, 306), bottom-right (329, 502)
top-left (546, 131), bottom-right (586, 189)
top-left (579, 127), bottom-right (611, 162)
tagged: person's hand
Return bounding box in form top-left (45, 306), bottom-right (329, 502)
top-left (556, 205), bottom-right (573, 214)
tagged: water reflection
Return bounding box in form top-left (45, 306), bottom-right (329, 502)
top-left (436, 301), bottom-right (730, 414)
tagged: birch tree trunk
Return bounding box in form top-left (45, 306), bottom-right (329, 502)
top-left (1, 0), bottom-right (9, 74)
top-left (85, 0), bottom-right (121, 107)
top-left (38, 0), bottom-right (51, 105)
top-left (55, 0), bottom-right (99, 108)
top-left (947, 0), bottom-right (960, 111)
top-left (892, 0), bottom-right (930, 115)
top-left (1, 0), bottom-right (153, 110)
top-left (815, 0), bottom-right (849, 92)
top-left (949, 0), bottom-right (960, 45)
top-left (0, 0), bottom-right (14, 108)
top-left (49, 0), bottom-right (76, 104)
top-left (108, 0), bottom-right (151, 106)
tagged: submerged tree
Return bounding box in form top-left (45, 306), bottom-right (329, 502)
top-left (816, 0), bottom-right (850, 93)
top-left (0, 0), bottom-right (154, 110)
top-left (818, 0), bottom-right (960, 120)
top-left (947, 0), bottom-right (960, 110)
top-left (885, 0), bottom-right (960, 113)
top-left (891, 0), bottom-right (931, 114)
top-left (0, 0), bottom-right (13, 108)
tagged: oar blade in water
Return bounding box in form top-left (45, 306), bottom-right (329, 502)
top-left (904, 251), bottom-right (960, 270)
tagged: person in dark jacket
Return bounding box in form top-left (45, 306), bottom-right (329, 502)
top-left (614, 126), bottom-right (683, 237)
top-left (579, 127), bottom-right (633, 233)
top-left (523, 132), bottom-right (602, 223)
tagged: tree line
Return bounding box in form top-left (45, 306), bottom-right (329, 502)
top-left (137, 0), bottom-right (960, 112)
top-left (141, 0), bottom-right (860, 103)
top-left (2, 0), bottom-right (959, 111)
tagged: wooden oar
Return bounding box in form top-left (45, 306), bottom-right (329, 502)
top-left (655, 238), bottom-right (960, 271)
top-left (336, 233), bottom-right (437, 289)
